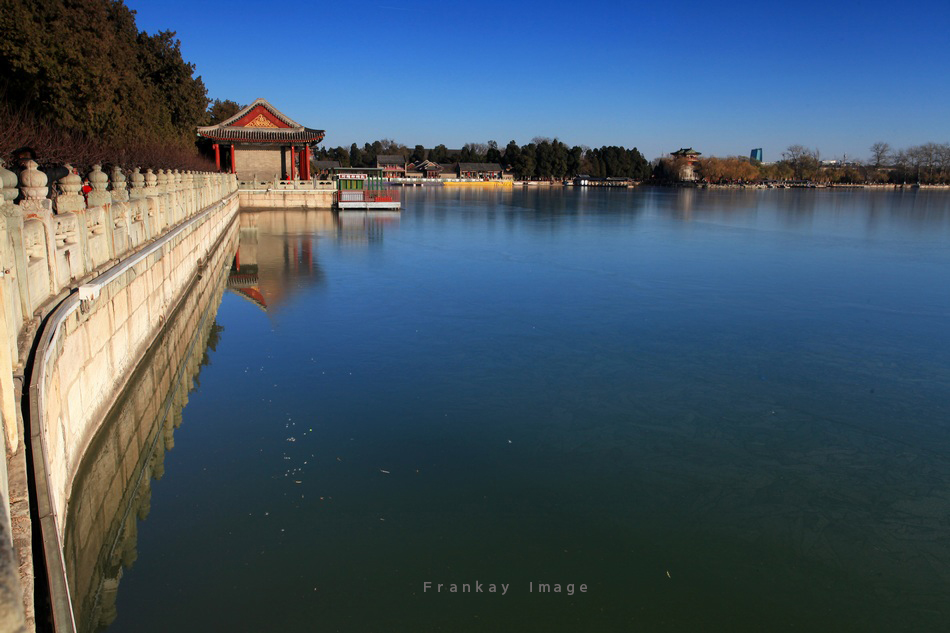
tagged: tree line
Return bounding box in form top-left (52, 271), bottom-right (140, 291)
top-left (0, 0), bottom-right (222, 170)
top-left (654, 143), bottom-right (950, 185)
top-left (313, 138), bottom-right (651, 181)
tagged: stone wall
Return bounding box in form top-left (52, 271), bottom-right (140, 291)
top-left (234, 145), bottom-right (282, 181)
top-left (238, 189), bottom-right (334, 209)
top-left (62, 218), bottom-right (235, 633)
top-left (0, 160), bottom-right (238, 632)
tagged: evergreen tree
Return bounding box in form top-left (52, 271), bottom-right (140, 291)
top-left (207, 99), bottom-right (243, 125)
top-left (410, 144), bottom-right (427, 163)
top-left (349, 143), bottom-right (363, 168)
top-left (519, 143), bottom-right (537, 179)
top-left (0, 0), bottom-right (208, 147)
top-left (429, 144), bottom-right (449, 164)
top-left (502, 140), bottom-right (521, 171)
top-left (486, 140), bottom-right (501, 164)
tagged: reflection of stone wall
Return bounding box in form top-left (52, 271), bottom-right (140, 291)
top-left (63, 218), bottom-right (236, 633)
top-left (34, 193), bottom-right (239, 529)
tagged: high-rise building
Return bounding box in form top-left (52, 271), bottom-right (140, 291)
top-left (750, 148), bottom-right (763, 163)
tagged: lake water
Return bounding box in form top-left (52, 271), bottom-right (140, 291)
top-left (67, 187), bottom-right (950, 632)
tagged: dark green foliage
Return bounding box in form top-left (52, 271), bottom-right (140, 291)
top-left (502, 140), bottom-right (520, 171)
top-left (349, 143), bottom-right (363, 168)
top-left (332, 146), bottom-right (350, 167)
top-left (486, 140), bottom-right (501, 164)
top-left (428, 144), bottom-right (449, 164)
top-left (208, 99), bottom-right (243, 125)
top-left (410, 144), bottom-right (427, 163)
top-left (315, 139), bottom-right (653, 181)
top-left (0, 0), bottom-right (208, 151)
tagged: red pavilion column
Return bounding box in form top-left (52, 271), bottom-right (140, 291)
top-left (289, 145), bottom-right (296, 180)
top-left (301, 146), bottom-right (311, 180)
top-left (230, 144), bottom-right (236, 174)
top-left (213, 143), bottom-right (220, 171)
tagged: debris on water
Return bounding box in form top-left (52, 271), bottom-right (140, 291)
top-left (380, 469), bottom-right (390, 474)
top-left (508, 440), bottom-right (512, 444)
top-left (666, 571), bottom-right (671, 579)
top-left (336, 457), bottom-right (342, 462)
top-left (286, 437), bottom-right (296, 442)
top-left (295, 481), bottom-right (302, 484)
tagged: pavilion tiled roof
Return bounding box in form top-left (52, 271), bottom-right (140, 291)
top-left (197, 97), bottom-right (324, 144)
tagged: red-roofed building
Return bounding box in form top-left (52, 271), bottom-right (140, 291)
top-left (197, 98), bottom-right (325, 180)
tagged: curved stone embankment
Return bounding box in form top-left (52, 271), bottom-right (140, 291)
top-left (0, 162), bottom-right (239, 632)
top-left (63, 215), bottom-right (237, 633)
top-left (29, 195), bottom-right (239, 631)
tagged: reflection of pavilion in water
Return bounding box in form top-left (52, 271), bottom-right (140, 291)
top-left (228, 209), bottom-right (399, 311)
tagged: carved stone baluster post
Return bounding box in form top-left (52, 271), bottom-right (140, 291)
top-left (19, 160), bottom-right (57, 294)
top-left (129, 167), bottom-right (149, 243)
top-left (87, 165), bottom-right (114, 261)
top-left (54, 165), bottom-right (85, 214)
top-left (49, 167), bottom-right (86, 284)
top-left (1, 162), bottom-right (32, 323)
top-left (154, 169), bottom-right (168, 231)
top-left (144, 168), bottom-right (159, 236)
top-left (110, 166), bottom-right (129, 203)
top-left (87, 165), bottom-right (110, 208)
top-left (54, 166), bottom-right (91, 275)
top-left (183, 171), bottom-right (195, 216)
top-left (0, 160), bottom-right (16, 206)
top-left (18, 160), bottom-right (52, 213)
top-left (198, 171), bottom-right (211, 209)
top-left (201, 172), bottom-right (211, 209)
top-left (0, 161), bottom-right (22, 458)
top-left (129, 168), bottom-right (145, 200)
top-left (172, 169), bottom-right (183, 222)
top-left (110, 167), bottom-right (130, 257)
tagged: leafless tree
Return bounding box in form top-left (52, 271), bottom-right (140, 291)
top-left (869, 142), bottom-right (891, 168)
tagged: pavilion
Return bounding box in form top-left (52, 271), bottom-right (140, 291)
top-left (197, 98), bottom-right (325, 181)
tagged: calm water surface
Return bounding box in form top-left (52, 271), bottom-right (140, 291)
top-left (71, 187), bottom-right (950, 631)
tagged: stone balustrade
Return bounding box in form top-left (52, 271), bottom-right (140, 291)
top-left (0, 160), bottom-right (238, 454)
top-left (0, 159), bottom-right (238, 632)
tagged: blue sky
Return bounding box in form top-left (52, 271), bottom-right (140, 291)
top-left (128, 0), bottom-right (950, 162)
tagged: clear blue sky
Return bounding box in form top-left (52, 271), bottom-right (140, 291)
top-left (128, 0), bottom-right (949, 162)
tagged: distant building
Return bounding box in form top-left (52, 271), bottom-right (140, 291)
top-left (312, 160), bottom-right (340, 179)
top-left (458, 163), bottom-right (503, 179)
top-left (376, 155), bottom-right (407, 179)
top-left (196, 98), bottom-right (325, 180)
top-left (671, 148), bottom-right (702, 181)
top-left (410, 160), bottom-right (444, 178)
top-left (750, 148), bottom-right (763, 163)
